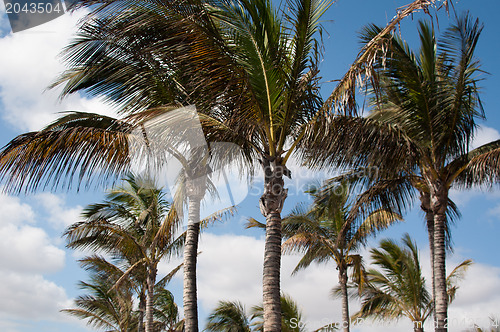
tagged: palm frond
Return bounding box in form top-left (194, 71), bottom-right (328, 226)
top-left (0, 113), bottom-right (131, 193)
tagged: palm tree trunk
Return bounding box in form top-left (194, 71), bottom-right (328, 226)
top-left (138, 290), bottom-right (146, 332)
top-left (183, 194), bottom-right (202, 332)
top-left (429, 182), bottom-right (448, 332)
top-left (145, 265), bottom-right (157, 332)
top-left (259, 158), bottom-right (288, 332)
top-left (420, 192), bottom-right (435, 317)
top-left (338, 265), bottom-right (350, 332)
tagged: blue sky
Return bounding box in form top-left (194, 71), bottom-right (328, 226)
top-left (0, 1), bottom-right (499, 331)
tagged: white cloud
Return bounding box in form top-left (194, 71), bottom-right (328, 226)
top-left (33, 192), bottom-right (83, 229)
top-left (0, 192), bottom-right (35, 226)
top-left (448, 261), bottom-right (500, 328)
top-left (0, 271), bottom-right (71, 321)
top-left (0, 9), bottom-right (116, 132)
top-left (0, 191), bottom-right (74, 327)
top-left (471, 125), bottom-right (500, 150)
top-left (0, 223), bottom-right (65, 273)
top-left (488, 204), bottom-right (500, 220)
top-left (197, 233), bottom-right (265, 309)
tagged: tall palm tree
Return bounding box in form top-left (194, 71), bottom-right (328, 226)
top-left (351, 234), bottom-right (472, 332)
top-left (205, 294), bottom-right (307, 332)
top-left (64, 174), bottom-right (184, 332)
top-left (248, 180), bottom-right (402, 332)
top-left (0, 1), bottom-right (449, 330)
top-left (304, 14), bottom-right (500, 331)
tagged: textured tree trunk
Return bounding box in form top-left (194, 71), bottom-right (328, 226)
top-left (138, 290), bottom-right (146, 332)
top-left (145, 265), bottom-right (157, 332)
top-left (429, 181), bottom-right (448, 332)
top-left (259, 158), bottom-right (288, 332)
top-left (420, 191), bottom-right (435, 317)
top-left (338, 265), bottom-right (350, 332)
top-left (183, 194), bottom-right (202, 332)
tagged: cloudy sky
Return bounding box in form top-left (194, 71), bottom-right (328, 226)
top-left (1, 1), bottom-right (500, 332)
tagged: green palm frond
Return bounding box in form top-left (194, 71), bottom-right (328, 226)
top-left (352, 234), bottom-right (432, 324)
top-left (446, 258), bottom-right (473, 303)
top-left (153, 288), bottom-right (180, 331)
top-left (206, 300), bottom-right (252, 332)
top-left (249, 294), bottom-right (306, 332)
top-left (62, 273), bottom-right (136, 332)
top-left (322, 0), bottom-right (447, 114)
top-left (450, 140), bottom-right (500, 188)
top-left (351, 234), bottom-right (472, 326)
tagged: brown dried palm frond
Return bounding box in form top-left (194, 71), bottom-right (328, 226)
top-left (322, 0), bottom-right (448, 114)
top-left (0, 113), bottom-right (131, 193)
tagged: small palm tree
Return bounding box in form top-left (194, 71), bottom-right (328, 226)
top-left (63, 260), bottom-right (181, 332)
top-left (63, 270), bottom-right (136, 332)
top-left (153, 288), bottom-right (182, 332)
top-left (205, 301), bottom-right (252, 332)
top-left (351, 234), bottom-right (472, 332)
top-left (205, 294), bottom-right (307, 332)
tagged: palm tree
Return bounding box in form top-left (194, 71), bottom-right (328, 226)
top-left (205, 301), bottom-right (252, 332)
top-left (0, 1), bottom-right (450, 330)
top-left (304, 14), bottom-right (500, 331)
top-left (62, 269), bottom-right (137, 332)
top-left (63, 258), bottom-right (181, 332)
top-left (64, 174), bottom-right (184, 332)
top-left (248, 180), bottom-right (401, 332)
top-left (153, 288), bottom-right (182, 332)
top-left (351, 234), bottom-right (472, 332)
top-left (77, 254), bottom-right (150, 332)
top-left (205, 294), bottom-right (307, 332)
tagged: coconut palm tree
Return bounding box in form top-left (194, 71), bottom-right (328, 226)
top-left (77, 254), bottom-right (150, 332)
top-left (304, 14), bottom-right (500, 331)
top-left (205, 294), bottom-right (307, 332)
top-left (0, 1), bottom-right (449, 330)
top-left (153, 288), bottom-right (182, 332)
top-left (64, 174), bottom-right (184, 332)
top-left (63, 257), bottom-right (182, 332)
top-left (77, 253), bottom-right (183, 332)
top-left (0, 107), bottom-right (224, 332)
top-left (248, 180), bottom-right (402, 332)
top-left (205, 301), bottom-right (252, 332)
top-left (62, 269), bottom-right (137, 332)
top-left (351, 234), bottom-right (472, 332)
